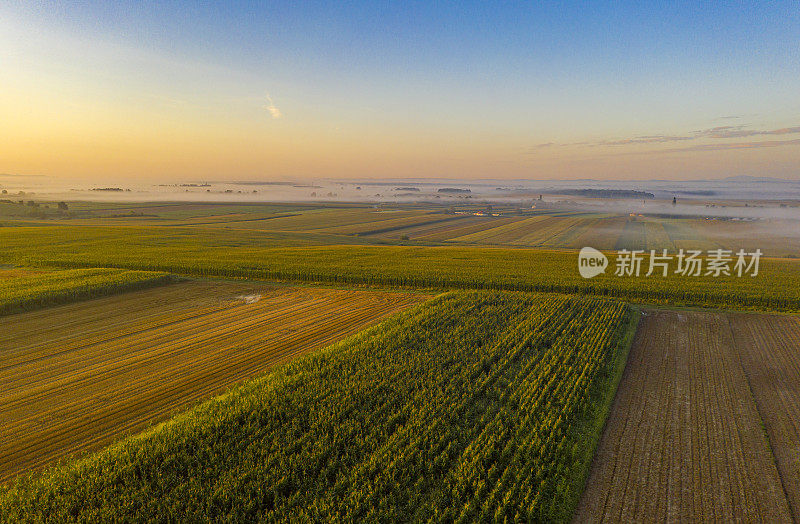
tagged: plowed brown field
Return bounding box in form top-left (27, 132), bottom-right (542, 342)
top-left (0, 281), bottom-right (428, 483)
top-left (575, 310), bottom-right (797, 523)
top-left (729, 313), bottom-right (800, 520)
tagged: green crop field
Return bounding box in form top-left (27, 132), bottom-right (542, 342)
top-left (0, 267), bottom-right (177, 315)
top-left (1, 225), bottom-right (799, 312)
top-left (2, 203), bottom-right (799, 522)
top-left (0, 291), bottom-right (634, 522)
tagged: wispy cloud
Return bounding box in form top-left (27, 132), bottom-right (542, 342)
top-left (694, 125), bottom-right (800, 139)
top-left (527, 124), bottom-right (800, 156)
top-left (660, 138), bottom-right (800, 153)
top-left (600, 135), bottom-right (695, 146)
top-left (604, 138), bottom-right (800, 156)
top-left (557, 125), bottom-right (800, 148)
top-left (264, 93), bottom-right (282, 119)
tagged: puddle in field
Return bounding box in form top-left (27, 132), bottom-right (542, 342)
top-left (236, 294), bottom-right (262, 304)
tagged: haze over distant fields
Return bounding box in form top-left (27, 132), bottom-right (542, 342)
top-left (1, 2), bottom-right (799, 182)
top-left (4, 173), bottom-right (800, 219)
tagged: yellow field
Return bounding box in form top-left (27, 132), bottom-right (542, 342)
top-left (404, 216), bottom-right (521, 241)
top-left (0, 268), bottom-right (50, 279)
top-left (0, 281), bottom-right (429, 482)
top-left (451, 216), bottom-right (551, 243)
top-left (643, 220), bottom-right (676, 251)
top-left (225, 208), bottom-right (432, 233)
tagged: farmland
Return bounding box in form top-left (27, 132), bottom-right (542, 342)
top-left (5, 2), bottom-right (800, 521)
top-left (0, 281), bottom-right (427, 482)
top-left (1, 200), bottom-right (799, 522)
top-left (5, 199), bottom-right (800, 255)
top-left (728, 313), bottom-right (800, 518)
top-left (2, 225), bottom-right (800, 312)
top-left (0, 267), bottom-right (176, 315)
top-left (575, 310), bottom-right (797, 522)
top-left (0, 291), bottom-right (633, 521)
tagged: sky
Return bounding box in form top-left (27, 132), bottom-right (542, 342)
top-left (1, 1), bottom-right (799, 182)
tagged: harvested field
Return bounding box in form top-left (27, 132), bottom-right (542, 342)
top-left (661, 219), bottom-right (717, 251)
top-left (728, 313), bottom-right (800, 519)
top-left (367, 215), bottom-right (520, 241)
top-left (614, 220), bottom-right (647, 251)
top-left (245, 208), bottom-right (432, 233)
top-left (539, 217), bottom-right (600, 247)
top-left (0, 281), bottom-right (428, 483)
top-left (506, 216), bottom-right (578, 245)
top-left (643, 220), bottom-right (676, 251)
top-left (448, 216), bottom-right (543, 243)
top-left (453, 215), bottom-right (583, 246)
top-left (536, 215), bottom-right (626, 251)
top-left (575, 309), bottom-right (795, 523)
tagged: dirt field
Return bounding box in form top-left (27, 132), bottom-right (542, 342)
top-left (729, 313), bottom-right (800, 519)
top-left (0, 281), bottom-right (428, 483)
top-left (575, 310), bottom-right (796, 523)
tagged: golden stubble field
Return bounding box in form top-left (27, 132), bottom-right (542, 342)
top-left (0, 280), bottom-right (429, 482)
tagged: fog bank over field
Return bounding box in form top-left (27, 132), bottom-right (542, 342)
top-left (2, 173), bottom-right (799, 221)
top-left (573, 199), bottom-right (800, 221)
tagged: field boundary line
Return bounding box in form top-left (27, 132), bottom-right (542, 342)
top-left (569, 305), bottom-right (642, 522)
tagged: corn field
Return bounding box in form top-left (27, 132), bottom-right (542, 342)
top-left (0, 291), bottom-right (633, 522)
top-left (0, 268), bottom-right (177, 315)
top-left (1, 226), bottom-right (798, 312)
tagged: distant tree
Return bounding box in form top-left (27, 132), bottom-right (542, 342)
top-left (57, 201), bottom-right (69, 211)
top-left (400, 234), bottom-right (409, 241)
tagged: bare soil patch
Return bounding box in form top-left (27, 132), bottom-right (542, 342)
top-left (575, 310), bottom-right (794, 522)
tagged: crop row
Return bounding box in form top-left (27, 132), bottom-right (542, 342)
top-left (0, 291), bottom-right (632, 522)
top-left (0, 268), bottom-right (177, 315)
top-left (4, 226), bottom-right (798, 312)
top-left (0, 282), bottom-right (424, 482)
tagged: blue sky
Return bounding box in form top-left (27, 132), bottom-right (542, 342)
top-left (2, 1), bottom-right (799, 180)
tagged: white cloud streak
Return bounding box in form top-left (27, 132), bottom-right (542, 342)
top-left (536, 125), bottom-right (800, 150)
top-left (264, 93), bottom-right (282, 119)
